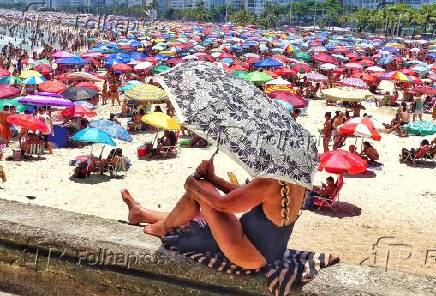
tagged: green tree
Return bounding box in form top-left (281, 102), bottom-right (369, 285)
top-left (229, 9), bottom-right (256, 26)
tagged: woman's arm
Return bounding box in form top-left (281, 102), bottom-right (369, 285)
top-left (208, 174), bottom-right (239, 194)
top-left (186, 177), bottom-right (272, 213)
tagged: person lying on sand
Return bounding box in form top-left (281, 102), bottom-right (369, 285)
top-left (121, 159), bottom-right (337, 270)
top-left (360, 142), bottom-right (379, 163)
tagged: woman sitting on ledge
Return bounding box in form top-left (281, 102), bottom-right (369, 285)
top-left (122, 159), bottom-right (338, 270)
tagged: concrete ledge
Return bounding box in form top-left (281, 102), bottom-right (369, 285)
top-left (0, 198), bottom-right (434, 296)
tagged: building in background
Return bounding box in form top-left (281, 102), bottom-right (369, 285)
top-left (344, 0), bottom-right (435, 9)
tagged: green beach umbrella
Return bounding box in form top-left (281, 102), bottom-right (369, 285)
top-left (403, 121), bottom-right (436, 136)
top-left (0, 76), bottom-right (22, 85)
top-left (232, 71), bottom-right (248, 79)
top-left (294, 51), bottom-right (311, 62)
top-left (0, 99), bottom-right (27, 112)
top-left (152, 65), bottom-right (171, 74)
top-left (245, 71), bottom-right (273, 83)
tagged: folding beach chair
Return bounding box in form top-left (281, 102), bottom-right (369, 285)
top-left (400, 145), bottom-right (435, 165)
top-left (313, 174), bottom-right (344, 211)
top-left (25, 138), bottom-right (44, 158)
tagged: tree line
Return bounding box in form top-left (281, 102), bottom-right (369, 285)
top-left (0, 1), bottom-right (434, 35)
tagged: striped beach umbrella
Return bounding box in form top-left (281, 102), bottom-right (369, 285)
top-left (124, 84), bottom-right (167, 102)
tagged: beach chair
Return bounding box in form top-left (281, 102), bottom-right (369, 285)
top-left (400, 145), bottom-right (435, 165)
top-left (313, 174), bottom-right (344, 211)
top-left (106, 158), bottom-right (127, 177)
top-left (155, 145), bottom-right (181, 159)
top-left (25, 138), bottom-right (44, 157)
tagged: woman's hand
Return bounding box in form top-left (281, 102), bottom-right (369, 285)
top-left (184, 175), bottom-right (201, 192)
top-left (195, 159), bottom-right (215, 180)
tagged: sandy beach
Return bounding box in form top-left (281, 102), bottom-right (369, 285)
top-left (1, 97), bottom-right (434, 277)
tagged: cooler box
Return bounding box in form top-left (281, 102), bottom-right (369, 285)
top-left (137, 147), bottom-right (147, 157)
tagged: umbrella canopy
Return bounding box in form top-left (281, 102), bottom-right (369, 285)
top-left (313, 53), bottom-right (337, 64)
top-left (337, 117), bottom-right (382, 141)
top-left (291, 63), bottom-right (311, 73)
top-left (22, 76), bottom-right (47, 85)
top-left (111, 63), bottom-right (132, 72)
top-left (63, 87), bottom-right (98, 101)
top-left (38, 80), bottom-right (67, 94)
top-left (75, 82), bottom-right (99, 92)
top-left (321, 87), bottom-right (374, 102)
top-left (267, 91), bottom-right (308, 108)
top-left (402, 121), bottom-right (436, 136)
top-left (134, 61), bottom-right (153, 70)
top-left (0, 76), bottom-right (22, 85)
top-left (152, 65), bottom-right (171, 74)
top-left (33, 64), bottom-right (52, 75)
top-left (253, 58), bottom-right (283, 68)
top-left (52, 51), bottom-right (74, 58)
top-left (306, 71), bottom-right (328, 82)
top-left (245, 71), bottom-right (273, 83)
top-left (154, 62), bottom-right (318, 188)
top-left (0, 68), bottom-right (10, 76)
top-left (124, 84), bottom-right (167, 102)
top-left (141, 112), bottom-right (180, 131)
top-left (18, 94), bottom-right (73, 107)
top-left (89, 119), bottom-right (133, 142)
top-left (60, 72), bottom-right (103, 82)
top-left (20, 70), bottom-right (42, 79)
top-left (118, 80), bottom-right (143, 92)
top-left (414, 86), bottom-right (436, 95)
top-left (319, 150), bottom-right (367, 174)
top-left (70, 127), bottom-right (116, 146)
top-left (0, 99), bottom-right (27, 112)
top-left (61, 106), bottom-right (97, 118)
top-left (232, 71), bottom-right (248, 79)
top-left (6, 114), bottom-right (50, 133)
top-left (339, 77), bottom-right (369, 89)
top-left (0, 85), bottom-right (20, 98)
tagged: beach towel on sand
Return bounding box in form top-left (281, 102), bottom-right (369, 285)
top-left (162, 221), bottom-right (336, 296)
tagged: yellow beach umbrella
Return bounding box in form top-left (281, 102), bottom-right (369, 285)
top-left (125, 84), bottom-right (167, 102)
top-left (320, 87), bottom-right (374, 102)
top-left (20, 70), bottom-right (42, 79)
top-left (141, 112), bottom-right (180, 131)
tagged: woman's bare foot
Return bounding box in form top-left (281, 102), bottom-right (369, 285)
top-left (121, 189), bottom-right (151, 225)
top-left (144, 221), bottom-right (168, 238)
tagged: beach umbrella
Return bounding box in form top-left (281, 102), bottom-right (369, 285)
top-left (33, 64), bottom-right (52, 76)
top-left (267, 91), bottom-right (308, 108)
top-left (414, 85), bottom-right (436, 95)
top-left (63, 87), bottom-right (98, 101)
top-left (56, 57), bottom-right (87, 65)
top-left (253, 58), bottom-right (283, 68)
top-left (411, 65), bottom-right (430, 74)
top-left (265, 78), bottom-right (292, 86)
top-left (134, 61), bottom-right (153, 70)
top-left (152, 65), bottom-right (171, 74)
top-left (337, 117), bottom-right (382, 141)
top-left (89, 119), bottom-right (133, 142)
top-left (291, 63), bottom-right (311, 73)
top-left (306, 71), bottom-right (328, 82)
top-left (0, 76), bottom-right (22, 85)
top-left (313, 53), bottom-right (337, 64)
top-left (352, 72), bottom-right (378, 84)
top-left (320, 63), bottom-right (337, 70)
top-left (294, 51), bottom-right (311, 62)
top-left (274, 67), bottom-right (294, 76)
top-left (402, 121), bottom-right (436, 136)
top-left (382, 71), bottom-right (410, 83)
top-left (118, 80), bottom-right (142, 92)
top-left (111, 63), bottom-right (132, 72)
top-left (74, 101), bottom-right (96, 109)
top-left (319, 150), bottom-right (367, 175)
top-left (22, 76), bottom-right (47, 85)
top-left (0, 68), bottom-right (10, 76)
top-left (125, 84), bottom-right (167, 102)
top-left (6, 114), bottom-right (50, 133)
top-left (321, 87), bottom-right (373, 102)
top-left (141, 112), bottom-right (180, 131)
top-left (0, 99), bottom-right (27, 112)
top-left (272, 99), bottom-right (293, 112)
top-left (339, 77), bottom-right (368, 89)
top-left (38, 80), bottom-right (67, 94)
top-left (344, 63), bottom-right (363, 70)
top-left (232, 71), bottom-right (248, 79)
top-left (75, 82), bottom-right (99, 92)
top-left (71, 127), bottom-right (116, 146)
top-left (52, 51), bottom-right (74, 58)
top-left (20, 70), bottom-right (42, 79)
top-left (61, 106), bottom-right (97, 118)
top-left (0, 85), bottom-right (20, 98)
top-left (18, 94), bottom-right (73, 107)
top-left (245, 71), bottom-right (273, 83)
top-left (154, 62), bottom-right (318, 188)
top-left (366, 66), bottom-right (385, 73)
top-left (65, 72), bottom-right (104, 82)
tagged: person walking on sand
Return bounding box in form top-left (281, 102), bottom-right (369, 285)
top-left (412, 96), bottom-right (424, 122)
top-left (322, 112), bottom-right (333, 152)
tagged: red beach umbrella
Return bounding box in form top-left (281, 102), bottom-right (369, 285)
top-left (0, 85), bottom-right (20, 98)
top-left (61, 106), bottom-right (97, 118)
top-left (267, 91), bottom-right (308, 108)
top-left (291, 63), bottom-right (311, 73)
top-left (75, 82), bottom-right (99, 91)
top-left (111, 63), bottom-right (132, 72)
top-left (274, 67), bottom-right (294, 77)
top-left (414, 85), bottom-right (436, 95)
top-left (38, 80), bottom-right (67, 94)
top-left (6, 114), bottom-right (50, 133)
top-left (34, 64), bottom-right (52, 76)
top-left (0, 68), bottom-right (10, 76)
top-left (337, 117), bottom-right (382, 141)
top-left (319, 150), bottom-right (367, 174)
top-left (313, 53), bottom-right (338, 64)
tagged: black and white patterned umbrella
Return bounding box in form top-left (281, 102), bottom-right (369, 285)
top-left (155, 62), bottom-right (318, 188)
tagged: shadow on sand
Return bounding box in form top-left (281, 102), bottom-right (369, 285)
top-left (402, 161), bottom-right (436, 169)
top-left (310, 201), bottom-right (362, 219)
top-left (69, 174), bottom-right (124, 184)
top-left (344, 170), bottom-right (377, 178)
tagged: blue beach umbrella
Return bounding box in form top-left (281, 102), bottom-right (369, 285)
top-left (71, 127), bottom-right (116, 146)
top-left (254, 58), bottom-right (283, 68)
top-left (22, 76), bottom-right (47, 85)
top-left (89, 119), bottom-right (133, 142)
top-left (57, 57), bottom-right (87, 65)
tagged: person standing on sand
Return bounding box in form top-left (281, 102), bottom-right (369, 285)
top-left (412, 96), bottom-right (424, 122)
top-left (322, 112), bottom-right (332, 152)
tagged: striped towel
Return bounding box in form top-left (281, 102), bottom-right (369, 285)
top-left (166, 246), bottom-right (334, 296)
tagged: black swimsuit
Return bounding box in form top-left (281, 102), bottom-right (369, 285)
top-left (162, 204), bottom-right (294, 265)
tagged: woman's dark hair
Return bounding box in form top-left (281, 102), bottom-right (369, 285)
top-left (326, 176), bottom-right (334, 183)
top-left (363, 141), bottom-right (372, 148)
top-left (420, 139), bottom-right (430, 146)
top-left (325, 112), bottom-right (331, 118)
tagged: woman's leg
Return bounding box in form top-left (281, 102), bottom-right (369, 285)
top-left (122, 189), bottom-right (171, 224)
top-left (144, 181), bottom-right (267, 270)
